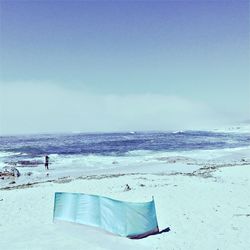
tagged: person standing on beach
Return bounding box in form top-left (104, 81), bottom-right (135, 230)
top-left (45, 155), bottom-right (49, 170)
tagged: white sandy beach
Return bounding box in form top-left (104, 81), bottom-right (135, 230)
top-left (0, 146), bottom-right (250, 250)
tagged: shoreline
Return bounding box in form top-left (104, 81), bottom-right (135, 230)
top-left (1, 145), bottom-right (250, 190)
top-left (1, 159), bottom-right (249, 191)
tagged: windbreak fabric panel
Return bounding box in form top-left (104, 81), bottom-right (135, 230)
top-left (53, 192), bottom-right (159, 238)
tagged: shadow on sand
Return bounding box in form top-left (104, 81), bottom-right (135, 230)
top-left (135, 227), bottom-right (171, 239)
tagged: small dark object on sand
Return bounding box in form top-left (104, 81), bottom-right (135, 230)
top-left (9, 181), bottom-right (16, 184)
top-left (124, 184), bottom-right (131, 191)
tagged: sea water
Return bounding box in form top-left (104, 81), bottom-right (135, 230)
top-left (0, 131), bottom-right (250, 186)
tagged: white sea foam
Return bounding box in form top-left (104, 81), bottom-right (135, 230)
top-left (0, 151), bottom-right (24, 158)
top-left (47, 145), bottom-right (250, 175)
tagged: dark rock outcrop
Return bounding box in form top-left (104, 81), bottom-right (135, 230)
top-left (0, 167), bottom-right (20, 177)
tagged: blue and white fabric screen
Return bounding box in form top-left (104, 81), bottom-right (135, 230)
top-left (53, 192), bottom-right (159, 238)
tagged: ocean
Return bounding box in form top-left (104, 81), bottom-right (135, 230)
top-left (0, 130), bottom-right (250, 186)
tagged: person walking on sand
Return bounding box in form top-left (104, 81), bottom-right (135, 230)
top-left (45, 155), bottom-right (49, 170)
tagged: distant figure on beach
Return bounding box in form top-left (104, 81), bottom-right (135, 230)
top-left (45, 155), bottom-right (49, 170)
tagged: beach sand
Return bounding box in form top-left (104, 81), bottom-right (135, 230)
top-left (0, 148), bottom-right (250, 250)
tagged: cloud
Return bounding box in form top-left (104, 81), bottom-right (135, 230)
top-left (0, 82), bottom-right (246, 135)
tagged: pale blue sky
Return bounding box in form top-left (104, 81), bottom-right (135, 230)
top-left (0, 0), bottom-right (249, 134)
